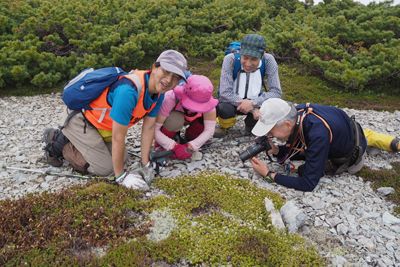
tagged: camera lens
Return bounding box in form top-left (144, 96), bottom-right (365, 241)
top-left (239, 143), bottom-right (265, 162)
top-left (239, 150), bottom-right (251, 162)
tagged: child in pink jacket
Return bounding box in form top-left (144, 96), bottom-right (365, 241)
top-left (154, 75), bottom-right (218, 159)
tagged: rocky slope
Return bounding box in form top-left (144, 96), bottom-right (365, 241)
top-left (1, 93), bottom-right (400, 266)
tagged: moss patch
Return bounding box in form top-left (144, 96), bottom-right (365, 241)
top-left (1, 171), bottom-right (325, 266)
top-left (138, 171), bottom-right (325, 266)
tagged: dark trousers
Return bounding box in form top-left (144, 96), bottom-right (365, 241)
top-left (216, 102), bottom-right (257, 128)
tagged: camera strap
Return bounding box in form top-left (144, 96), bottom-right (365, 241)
top-left (278, 113), bottom-right (302, 164)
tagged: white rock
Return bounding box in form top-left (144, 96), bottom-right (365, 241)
top-left (279, 201), bottom-right (306, 234)
top-left (357, 236), bottom-right (375, 250)
top-left (377, 187), bottom-right (395, 196)
top-left (269, 210), bottom-right (285, 229)
top-left (382, 211), bottom-right (400, 225)
top-left (264, 197), bottom-right (275, 212)
top-left (337, 223), bottom-right (348, 235)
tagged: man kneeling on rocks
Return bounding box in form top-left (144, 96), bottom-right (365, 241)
top-left (250, 98), bottom-right (400, 192)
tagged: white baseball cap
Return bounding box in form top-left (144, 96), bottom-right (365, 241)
top-left (252, 98), bottom-right (292, 136)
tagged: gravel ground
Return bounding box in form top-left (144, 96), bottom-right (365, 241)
top-left (1, 93), bottom-right (400, 266)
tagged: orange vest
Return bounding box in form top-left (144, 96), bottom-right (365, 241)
top-left (84, 70), bottom-right (158, 131)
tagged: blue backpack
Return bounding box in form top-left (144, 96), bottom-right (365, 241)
top-left (225, 41), bottom-right (241, 55)
top-left (218, 42), bottom-right (266, 97)
top-left (62, 67), bottom-right (128, 110)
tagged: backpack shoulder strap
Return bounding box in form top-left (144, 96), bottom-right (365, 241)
top-left (59, 110), bottom-right (81, 130)
top-left (304, 103), bottom-right (333, 143)
top-left (125, 73), bottom-right (143, 97)
top-left (261, 57), bottom-right (267, 91)
top-left (232, 53), bottom-right (242, 80)
top-left (260, 56), bottom-right (265, 79)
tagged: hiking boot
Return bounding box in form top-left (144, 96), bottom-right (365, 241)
top-left (213, 124), bottom-right (230, 138)
top-left (391, 138), bottom-right (400, 152)
top-left (42, 128), bottom-right (64, 167)
top-left (44, 150), bottom-right (63, 167)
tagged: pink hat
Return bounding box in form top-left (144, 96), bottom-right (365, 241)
top-left (173, 75), bottom-right (218, 113)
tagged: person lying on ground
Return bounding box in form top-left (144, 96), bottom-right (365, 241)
top-left (249, 98), bottom-right (400, 192)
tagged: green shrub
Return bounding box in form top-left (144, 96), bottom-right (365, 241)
top-left (0, 181), bottom-right (148, 266)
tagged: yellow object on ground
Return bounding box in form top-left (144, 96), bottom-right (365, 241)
top-left (216, 116), bottom-right (237, 129)
top-left (363, 128), bottom-right (396, 152)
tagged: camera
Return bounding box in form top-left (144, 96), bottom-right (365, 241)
top-left (239, 136), bottom-right (272, 162)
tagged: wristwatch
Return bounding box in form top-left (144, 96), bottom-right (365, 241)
top-left (252, 99), bottom-right (258, 108)
top-left (265, 171), bottom-right (275, 183)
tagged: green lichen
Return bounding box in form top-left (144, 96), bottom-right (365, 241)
top-left (138, 170), bottom-right (325, 266)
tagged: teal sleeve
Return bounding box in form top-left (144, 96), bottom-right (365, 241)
top-left (108, 84), bottom-right (138, 126)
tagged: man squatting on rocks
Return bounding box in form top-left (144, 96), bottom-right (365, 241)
top-left (214, 34), bottom-right (282, 138)
top-left (42, 50), bottom-right (187, 188)
top-left (250, 98), bottom-right (400, 192)
top-left (154, 75), bottom-right (219, 159)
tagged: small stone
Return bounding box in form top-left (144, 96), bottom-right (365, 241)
top-left (366, 146), bottom-right (381, 156)
top-left (337, 223), bottom-right (348, 235)
top-left (309, 200), bottom-right (326, 210)
top-left (382, 211), bottom-right (400, 225)
top-left (332, 255), bottom-right (347, 266)
top-left (264, 197), bottom-right (275, 212)
top-left (45, 175), bottom-right (56, 183)
top-left (330, 189), bottom-right (341, 197)
top-left (191, 151), bottom-right (203, 161)
top-left (169, 170), bottom-right (182, 177)
top-left (377, 187), bottom-right (395, 196)
top-left (379, 229), bottom-right (396, 240)
top-left (15, 156), bottom-right (27, 162)
top-left (345, 238), bottom-right (358, 247)
top-left (41, 182), bottom-right (50, 190)
top-left (360, 224), bottom-right (370, 231)
top-left (314, 217), bottom-right (323, 227)
top-left (380, 256), bottom-right (393, 266)
top-left (269, 210), bottom-right (285, 229)
top-left (280, 201), bottom-right (306, 234)
top-left (186, 160), bottom-right (206, 172)
top-left (356, 236), bottom-right (375, 250)
top-left (15, 173), bottom-right (29, 184)
top-left (390, 225), bottom-right (400, 233)
top-left (395, 251), bottom-right (400, 262)
top-left (137, 167), bottom-right (155, 186)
